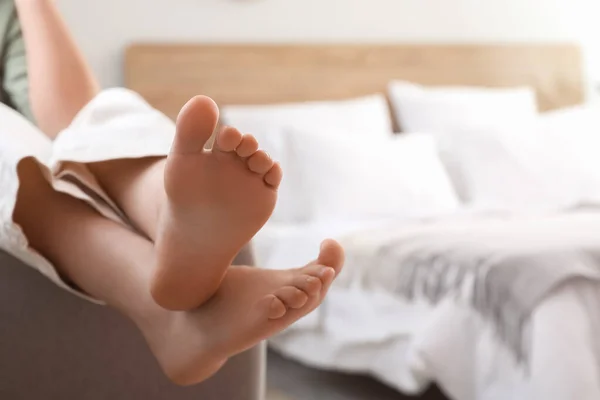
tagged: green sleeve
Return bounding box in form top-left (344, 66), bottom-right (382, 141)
top-left (1, 7), bottom-right (34, 123)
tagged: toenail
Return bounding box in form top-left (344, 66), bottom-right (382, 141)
top-left (319, 267), bottom-right (334, 277)
top-left (306, 276), bottom-right (316, 283)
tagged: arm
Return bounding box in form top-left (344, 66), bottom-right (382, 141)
top-left (14, 0), bottom-right (100, 137)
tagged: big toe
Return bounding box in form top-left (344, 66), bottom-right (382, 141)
top-left (172, 95), bottom-right (220, 154)
top-left (317, 239), bottom-right (345, 276)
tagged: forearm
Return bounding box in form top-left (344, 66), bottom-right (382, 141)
top-left (15, 0), bottom-right (100, 138)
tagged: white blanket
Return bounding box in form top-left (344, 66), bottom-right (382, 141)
top-left (257, 212), bottom-right (600, 400)
top-left (339, 210), bottom-right (600, 364)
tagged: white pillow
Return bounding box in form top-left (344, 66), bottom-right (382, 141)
top-left (388, 81), bottom-right (538, 133)
top-left (443, 125), bottom-right (566, 212)
top-left (222, 95), bottom-right (394, 223)
top-left (539, 103), bottom-right (600, 206)
top-left (538, 103), bottom-right (600, 135)
top-left (388, 81), bottom-right (539, 199)
top-left (444, 112), bottom-right (600, 213)
top-left (222, 95), bottom-right (393, 138)
top-left (286, 129), bottom-right (460, 222)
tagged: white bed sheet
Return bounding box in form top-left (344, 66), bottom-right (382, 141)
top-left (255, 220), bottom-right (600, 400)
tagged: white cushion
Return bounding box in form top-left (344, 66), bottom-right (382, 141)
top-left (444, 104), bottom-right (600, 212)
top-left (286, 128), bottom-right (460, 222)
top-left (538, 103), bottom-right (600, 135)
top-left (388, 81), bottom-right (538, 133)
top-left (222, 95), bottom-right (393, 138)
top-left (540, 103), bottom-right (600, 206)
top-left (387, 81), bottom-right (539, 199)
top-left (442, 125), bottom-right (566, 212)
top-left (222, 95), bottom-right (394, 222)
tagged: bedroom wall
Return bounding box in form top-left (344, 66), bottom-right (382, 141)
top-left (56, 0), bottom-right (599, 98)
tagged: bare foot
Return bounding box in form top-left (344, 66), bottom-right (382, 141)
top-left (142, 240), bottom-right (344, 386)
top-left (151, 96), bottom-right (282, 310)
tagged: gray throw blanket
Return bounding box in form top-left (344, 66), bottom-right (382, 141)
top-left (338, 210), bottom-right (600, 364)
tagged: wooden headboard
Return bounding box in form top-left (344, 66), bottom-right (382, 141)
top-left (125, 44), bottom-right (585, 120)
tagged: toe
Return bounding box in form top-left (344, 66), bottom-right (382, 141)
top-left (292, 274), bottom-right (323, 296)
top-left (215, 126), bottom-right (244, 152)
top-left (236, 134), bottom-right (260, 158)
top-left (274, 286), bottom-right (309, 310)
top-left (317, 239), bottom-right (345, 276)
top-left (316, 267), bottom-right (337, 302)
top-left (264, 162), bottom-right (283, 189)
top-left (247, 150), bottom-right (274, 174)
top-left (294, 264), bottom-right (335, 293)
top-left (172, 96), bottom-right (219, 154)
top-left (265, 295), bottom-right (287, 320)
top-left (318, 267), bottom-right (336, 289)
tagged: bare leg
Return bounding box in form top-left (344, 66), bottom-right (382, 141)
top-left (13, 158), bottom-right (158, 313)
top-left (88, 156), bottom-right (165, 239)
top-left (16, 0), bottom-right (100, 137)
top-left (16, 0), bottom-right (286, 312)
top-left (12, 159), bottom-right (343, 385)
top-left (89, 96), bottom-right (283, 310)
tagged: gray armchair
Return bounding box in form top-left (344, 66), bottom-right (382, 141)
top-left (0, 247), bottom-right (265, 400)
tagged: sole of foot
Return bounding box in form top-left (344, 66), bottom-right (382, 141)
top-left (151, 96), bottom-right (283, 310)
top-left (145, 239), bottom-right (344, 386)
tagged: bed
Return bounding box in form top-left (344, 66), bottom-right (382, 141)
top-left (125, 44), bottom-right (600, 400)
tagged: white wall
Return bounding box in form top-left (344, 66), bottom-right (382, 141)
top-left (57, 0), bottom-right (600, 96)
